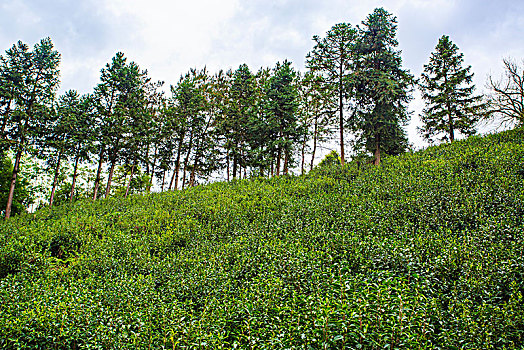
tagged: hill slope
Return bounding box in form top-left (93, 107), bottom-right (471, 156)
top-left (1, 129), bottom-right (524, 349)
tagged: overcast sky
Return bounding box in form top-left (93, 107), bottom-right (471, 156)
top-left (1, 0), bottom-right (523, 149)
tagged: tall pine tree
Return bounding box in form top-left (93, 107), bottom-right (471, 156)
top-left (2, 38), bottom-right (60, 218)
top-left (306, 23), bottom-right (358, 165)
top-left (419, 35), bottom-right (485, 143)
top-left (354, 8), bottom-right (413, 166)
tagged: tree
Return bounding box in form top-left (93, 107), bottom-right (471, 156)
top-left (2, 38), bottom-right (60, 219)
top-left (91, 53), bottom-right (148, 199)
top-left (306, 23), bottom-right (358, 165)
top-left (266, 60), bottom-right (300, 175)
top-left (0, 42), bottom-right (27, 152)
top-left (487, 58), bottom-right (524, 126)
top-left (0, 154), bottom-right (33, 216)
top-left (354, 8), bottom-right (413, 166)
top-left (419, 35), bottom-right (485, 143)
top-left (297, 72), bottom-right (336, 172)
top-left (217, 64), bottom-right (257, 179)
top-left (68, 94), bottom-right (95, 202)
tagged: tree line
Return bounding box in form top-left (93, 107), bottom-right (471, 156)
top-left (1, 8), bottom-right (523, 219)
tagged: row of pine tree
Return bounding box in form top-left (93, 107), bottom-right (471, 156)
top-left (1, 8), bottom-right (487, 218)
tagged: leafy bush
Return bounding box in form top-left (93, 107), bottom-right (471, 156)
top-left (0, 128), bottom-right (523, 348)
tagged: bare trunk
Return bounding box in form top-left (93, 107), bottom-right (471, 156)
top-left (448, 110), bottom-right (455, 142)
top-left (226, 153), bottom-right (230, 182)
top-left (445, 75), bottom-right (455, 142)
top-left (92, 148), bottom-right (105, 200)
top-left (339, 72), bottom-right (345, 166)
top-left (374, 140), bottom-right (381, 166)
top-left (276, 146), bottom-right (281, 176)
top-left (283, 145), bottom-right (289, 175)
top-left (148, 147), bottom-right (157, 192)
top-left (168, 170), bottom-right (176, 191)
top-left (189, 154), bottom-right (198, 187)
top-left (124, 162), bottom-right (136, 198)
top-left (69, 153), bottom-right (80, 203)
top-left (182, 130), bottom-right (193, 188)
top-left (173, 160), bottom-right (181, 191)
top-left (161, 170), bottom-right (166, 192)
top-left (182, 167), bottom-right (187, 189)
top-left (105, 160), bottom-right (116, 198)
top-left (49, 151), bottom-right (63, 208)
top-left (5, 150), bottom-right (22, 220)
top-left (310, 117), bottom-right (318, 171)
top-left (270, 154), bottom-right (274, 177)
top-left (232, 154), bottom-right (238, 179)
top-left (301, 138), bottom-right (306, 175)
top-left (145, 144), bottom-right (150, 175)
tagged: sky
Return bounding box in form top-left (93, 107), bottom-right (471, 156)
top-left (1, 0), bottom-right (523, 150)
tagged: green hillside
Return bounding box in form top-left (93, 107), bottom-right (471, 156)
top-left (1, 129), bottom-right (524, 349)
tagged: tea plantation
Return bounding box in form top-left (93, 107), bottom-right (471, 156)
top-left (1, 129), bottom-right (523, 349)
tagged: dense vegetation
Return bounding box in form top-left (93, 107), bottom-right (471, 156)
top-left (1, 128), bottom-right (523, 348)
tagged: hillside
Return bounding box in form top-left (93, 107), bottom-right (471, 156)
top-left (1, 129), bottom-right (524, 349)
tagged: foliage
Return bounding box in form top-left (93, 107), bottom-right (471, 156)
top-left (1, 128), bottom-right (524, 348)
top-left (419, 35), bottom-right (486, 142)
top-left (354, 8), bottom-right (413, 166)
top-left (306, 22), bottom-right (358, 165)
top-left (1, 38), bottom-right (61, 218)
top-left (316, 150), bottom-right (341, 169)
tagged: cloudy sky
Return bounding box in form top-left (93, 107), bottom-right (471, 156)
top-left (1, 0), bottom-right (523, 149)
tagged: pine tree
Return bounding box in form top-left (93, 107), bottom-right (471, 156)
top-left (2, 38), bottom-right (60, 219)
top-left (419, 35), bottom-right (485, 143)
top-left (92, 53), bottom-right (148, 199)
top-left (298, 72), bottom-right (336, 172)
top-left (306, 23), bottom-right (358, 165)
top-left (266, 60), bottom-right (299, 175)
top-left (218, 64), bottom-right (256, 179)
top-left (354, 8), bottom-right (413, 166)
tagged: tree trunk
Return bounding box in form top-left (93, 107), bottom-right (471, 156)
top-left (445, 75), bottom-right (455, 142)
top-left (4, 149), bottom-right (22, 220)
top-left (448, 110), bottom-right (455, 142)
top-left (301, 138), bottom-right (306, 175)
top-left (145, 144), bottom-right (150, 175)
top-left (270, 155), bottom-right (274, 177)
top-left (124, 162), bottom-right (136, 198)
top-left (339, 68), bottom-right (345, 166)
top-left (190, 142), bottom-right (202, 187)
top-left (232, 153), bottom-right (238, 179)
top-left (182, 130), bottom-right (193, 188)
top-left (182, 167), bottom-right (187, 190)
top-left (276, 146), bottom-right (281, 176)
top-left (283, 145), bottom-right (289, 175)
top-left (310, 116), bottom-right (318, 171)
top-left (148, 146), bottom-right (157, 192)
top-left (69, 153), bottom-right (80, 203)
top-left (374, 140), bottom-right (381, 166)
top-left (226, 153), bottom-right (230, 182)
top-left (92, 148), bottom-right (105, 200)
top-left (161, 170), bottom-right (166, 192)
top-left (105, 160), bottom-right (116, 198)
top-left (49, 151), bottom-right (63, 208)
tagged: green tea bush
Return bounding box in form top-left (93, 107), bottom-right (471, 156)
top-left (0, 128), bottom-right (523, 348)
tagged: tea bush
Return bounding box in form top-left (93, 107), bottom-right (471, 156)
top-left (0, 128), bottom-right (523, 348)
